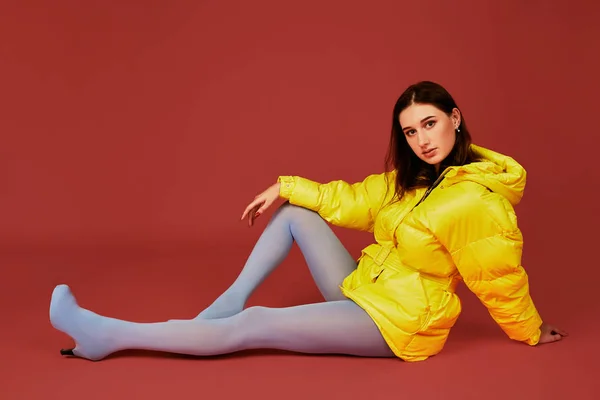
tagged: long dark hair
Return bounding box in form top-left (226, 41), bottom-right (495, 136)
top-left (384, 81), bottom-right (479, 202)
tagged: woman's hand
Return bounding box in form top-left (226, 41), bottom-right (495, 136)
top-left (241, 182), bottom-right (282, 227)
top-left (537, 322), bottom-right (569, 345)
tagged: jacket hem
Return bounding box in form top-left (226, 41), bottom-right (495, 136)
top-left (340, 285), bottom-right (431, 362)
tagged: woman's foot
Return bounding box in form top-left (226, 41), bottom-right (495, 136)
top-left (49, 284), bottom-right (115, 361)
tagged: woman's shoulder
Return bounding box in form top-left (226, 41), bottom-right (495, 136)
top-left (420, 184), bottom-right (520, 248)
top-left (436, 181), bottom-right (519, 230)
top-left (356, 170), bottom-right (398, 193)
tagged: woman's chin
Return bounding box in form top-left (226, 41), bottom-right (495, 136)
top-left (419, 157), bottom-right (441, 165)
top-left (418, 149), bottom-right (449, 166)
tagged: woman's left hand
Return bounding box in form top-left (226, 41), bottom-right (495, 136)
top-left (537, 322), bottom-right (569, 344)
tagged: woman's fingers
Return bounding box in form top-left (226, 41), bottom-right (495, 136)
top-left (249, 199), bottom-right (275, 226)
top-left (241, 198), bottom-right (263, 220)
top-left (257, 199), bottom-right (273, 215)
top-left (551, 333), bottom-right (563, 342)
top-left (248, 204), bottom-right (260, 226)
top-left (242, 183), bottom-right (280, 226)
top-left (553, 327), bottom-right (569, 337)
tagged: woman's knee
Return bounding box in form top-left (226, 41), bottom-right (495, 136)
top-left (273, 202), bottom-right (322, 224)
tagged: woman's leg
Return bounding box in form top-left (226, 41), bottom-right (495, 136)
top-left (50, 284), bottom-right (394, 361)
top-left (194, 202), bottom-right (358, 319)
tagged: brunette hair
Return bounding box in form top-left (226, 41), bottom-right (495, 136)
top-left (384, 81), bottom-right (479, 201)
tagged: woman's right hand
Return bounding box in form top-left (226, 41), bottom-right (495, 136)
top-left (241, 182), bottom-right (282, 227)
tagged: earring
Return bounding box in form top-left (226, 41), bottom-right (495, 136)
top-left (456, 127), bottom-right (461, 133)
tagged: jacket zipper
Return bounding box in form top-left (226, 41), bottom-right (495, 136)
top-left (412, 167), bottom-right (452, 209)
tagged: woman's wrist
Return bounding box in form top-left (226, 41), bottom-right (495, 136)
top-left (277, 176), bottom-right (295, 199)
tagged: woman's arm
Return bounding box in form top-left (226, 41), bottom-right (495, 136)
top-left (277, 172), bottom-right (394, 232)
top-left (431, 191), bottom-right (543, 345)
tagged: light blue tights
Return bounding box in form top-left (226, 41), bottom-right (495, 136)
top-left (49, 203), bottom-right (394, 360)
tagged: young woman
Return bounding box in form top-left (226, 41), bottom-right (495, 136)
top-left (49, 81), bottom-right (567, 362)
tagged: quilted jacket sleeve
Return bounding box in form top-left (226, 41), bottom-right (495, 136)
top-left (277, 172), bottom-right (392, 232)
top-left (433, 192), bottom-right (543, 345)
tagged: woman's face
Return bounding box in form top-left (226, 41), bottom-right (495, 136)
top-left (399, 103), bottom-right (460, 168)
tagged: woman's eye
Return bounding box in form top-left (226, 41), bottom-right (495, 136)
top-left (426, 120), bottom-right (436, 127)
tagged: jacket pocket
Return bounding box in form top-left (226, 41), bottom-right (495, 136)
top-left (376, 269), bottom-right (432, 335)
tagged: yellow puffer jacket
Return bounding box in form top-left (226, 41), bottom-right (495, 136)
top-left (278, 144), bottom-right (543, 362)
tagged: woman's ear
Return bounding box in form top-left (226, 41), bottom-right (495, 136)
top-left (452, 108), bottom-right (461, 128)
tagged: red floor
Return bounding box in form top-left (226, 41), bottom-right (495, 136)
top-left (2, 240), bottom-right (598, 399)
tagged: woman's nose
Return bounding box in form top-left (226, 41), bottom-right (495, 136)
top-left (417, 132), bottom-right (430, 146)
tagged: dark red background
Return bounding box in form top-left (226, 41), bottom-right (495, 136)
top-left (1, 0), bottom-right (598, 399)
